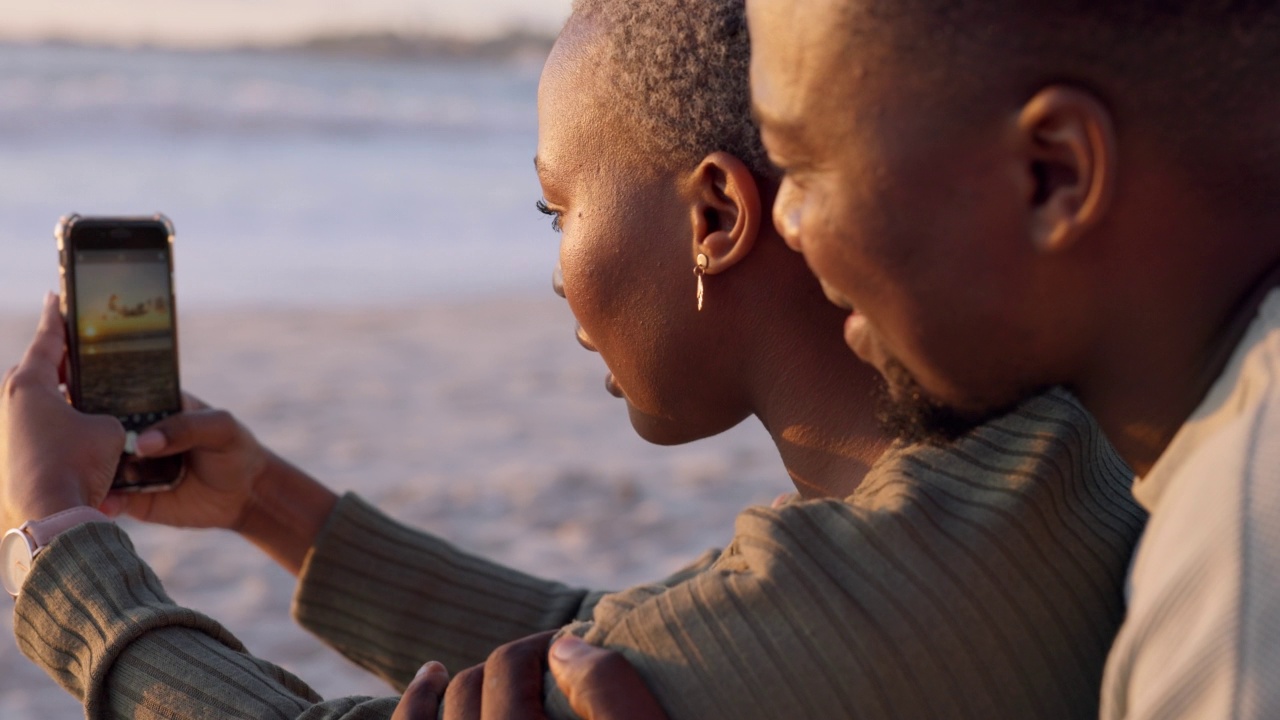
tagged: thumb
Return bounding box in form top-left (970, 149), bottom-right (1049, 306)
top-left (549, 637), bottom-right (669, 720)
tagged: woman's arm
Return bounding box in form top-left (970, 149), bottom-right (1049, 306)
top-left (15, 521), bottom-right (407, 720)
top-left (118, 404), bottom-right (609, 683)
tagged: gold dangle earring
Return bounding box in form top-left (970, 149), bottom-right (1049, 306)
top-left (695, 254), bottom-right (709, 311)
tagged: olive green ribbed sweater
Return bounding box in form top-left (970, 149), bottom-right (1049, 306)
top-left (13, 388), bottom-right (1145, 719)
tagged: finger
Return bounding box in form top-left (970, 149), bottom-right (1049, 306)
top-left (442, 664), bottom-right (484, 720)
top-left (99, 492), bottom-right (127, 518)
top-left (392, 661), bottom-right (449, 720)
top-left (479, 631), bottom-right (556, 720)
top-left (550, 637), bottom-right (669, 720)
top-left (17, 293), bottom-right (67, 387)
top-left (135, 408), bottom-right (238, 458)
top-left (82, 412), bottom-right (127, 454)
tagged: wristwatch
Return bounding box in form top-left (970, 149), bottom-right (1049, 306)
top-left (2, 507), bottom-right (110, 597)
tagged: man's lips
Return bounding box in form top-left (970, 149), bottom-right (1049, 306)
top-left (818, 279), bottom-right (856, 313)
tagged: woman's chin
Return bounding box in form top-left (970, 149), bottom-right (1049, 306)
top-left (626, 404), bottom-right (693, 446)
top-left (625, 402), bottom-right (744, 447)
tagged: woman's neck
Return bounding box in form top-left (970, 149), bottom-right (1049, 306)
top-left (751, 310), bottom-right (895, 500)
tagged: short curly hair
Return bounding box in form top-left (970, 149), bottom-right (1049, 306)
top-left (568, 0), bottom-right (775, 179)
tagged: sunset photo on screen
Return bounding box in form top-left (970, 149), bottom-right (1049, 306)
top-left (74, 249), bottom-right (178, 417)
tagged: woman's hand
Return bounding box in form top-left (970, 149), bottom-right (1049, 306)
top-left (100, 394), bottom-right (272, 532)
top-left (1, 294), bottom-right (125, 531)
top-left (102, 391), bottom-right (338, 576)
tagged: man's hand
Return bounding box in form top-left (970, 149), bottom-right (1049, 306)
top-left (0, 294), bottom-right (125, 530)
top-left (392, 661), bottom-right (451, 720)
top-left (392, 631), bottom-right (670, 720)
top-left (392, 631), bottom-right (555, 720)
top-left (549, 636), bottom-right (670, 720)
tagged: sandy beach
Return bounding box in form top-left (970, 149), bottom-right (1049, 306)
top-left (0, 293), bottom-right (790, 716)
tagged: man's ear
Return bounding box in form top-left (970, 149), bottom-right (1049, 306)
top-left (1017, 86), bottom-right (1118, 252)
top-left (687, 152), bottom-right (762, 275)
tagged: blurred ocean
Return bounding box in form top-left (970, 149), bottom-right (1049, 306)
top-left (0, 42), bottom-right (554, 309)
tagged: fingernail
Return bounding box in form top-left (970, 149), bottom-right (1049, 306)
top-left (550, 635), bottom-right (592, 662)
top-left (99, 495), bottom-right (122, 518)
top-left (415, 660), bottom-right (444, 680)
top-left (135, 429), bottom-right (165, 456)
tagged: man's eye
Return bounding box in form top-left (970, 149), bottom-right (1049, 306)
top-left (535, 199), bottom-right (563, 233)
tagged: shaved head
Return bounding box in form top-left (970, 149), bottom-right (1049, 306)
top-left (568, 0), bottom-right (775, 179)
top-left (852, 0), bottom-right (1280, 207)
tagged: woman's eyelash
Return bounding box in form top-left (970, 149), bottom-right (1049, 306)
top-left (535, 199), bottom-right (562, 232)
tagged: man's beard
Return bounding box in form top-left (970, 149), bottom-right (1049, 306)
top-left (875, 358), bottom-right (1018, 445)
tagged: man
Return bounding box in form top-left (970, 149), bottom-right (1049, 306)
top-left (745, 0), bottom-right (1280, 717)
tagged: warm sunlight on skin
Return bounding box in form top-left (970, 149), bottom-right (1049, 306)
top-left (0, 0), bottom-right (571, 47)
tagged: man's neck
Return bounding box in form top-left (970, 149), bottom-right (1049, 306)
top-left (1079, 256), bottom-right (1280, 476)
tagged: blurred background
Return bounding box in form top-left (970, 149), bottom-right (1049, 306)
top-left (0, 1), bottom-right (789, 716)
top-left (0, 0), bottom-right (571, 306)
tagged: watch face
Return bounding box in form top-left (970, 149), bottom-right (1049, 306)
top-left (1, 529), bottom-right (35, 596)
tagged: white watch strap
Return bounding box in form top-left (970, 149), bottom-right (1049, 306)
top-left (21, 506), bottom-right (111, 549)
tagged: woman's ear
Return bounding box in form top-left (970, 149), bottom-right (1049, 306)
top-left (688, 152), bottom-right (762, 275)
top-left (1017, 85), bottom-right (1117, 253)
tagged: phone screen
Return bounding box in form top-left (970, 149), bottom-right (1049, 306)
top-left (72, 248), bottom-right (179, 422)
top-left (61, 216), bottom-right (184, 490)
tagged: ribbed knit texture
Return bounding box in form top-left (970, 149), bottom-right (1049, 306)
top-left (1101, 290), bottom-right (1280, 719)
top-left (293, 494), bottom-right (611, 689)
top-left (14, 388), bottom-right (1144, 719)
top-left (542, 388), bottom-right (1144, 719)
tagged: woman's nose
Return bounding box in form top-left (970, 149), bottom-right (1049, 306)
top-left (552, 264), bottom-right (566, 299)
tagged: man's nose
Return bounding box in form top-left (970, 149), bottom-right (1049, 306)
top-left (774, 181), bottom-right (803, 253)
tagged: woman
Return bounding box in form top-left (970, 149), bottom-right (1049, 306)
top-left (0, 0), bottom-right (1144, 718)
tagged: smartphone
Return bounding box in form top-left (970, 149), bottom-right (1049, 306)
top-left (57, 214), bottom-right (185, 491)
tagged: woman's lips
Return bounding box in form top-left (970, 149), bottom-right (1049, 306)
top-left (575, 324), bottom-right (597, 352)
top-left (844, 311), bottom-right (890, 374)
top-left (557, 275), bottom-right (619, 399)
top-left (604, 372), bottom-right (623, 398)
top-left (573, 324), bottom-right (622, 398)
